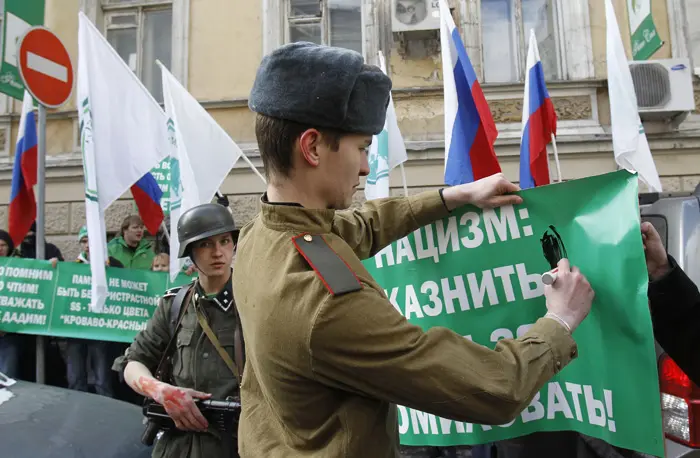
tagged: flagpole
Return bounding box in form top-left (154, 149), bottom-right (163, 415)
top-left (35, 103), bottom-right (47, 384)
top-left (239, 152), bottom-right (267, 185)
top-left (160, 221), bottom-right (170, 243)
top-left (399, 163), bottom-right (409, 196)
top-left (550, 133), bottom-right (563, 183)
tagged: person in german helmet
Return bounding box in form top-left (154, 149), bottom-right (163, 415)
top-left (113, 201), bottom-right (244, 458)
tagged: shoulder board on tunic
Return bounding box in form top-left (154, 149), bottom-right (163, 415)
top-left (292, 233), bottom-right (362, 296)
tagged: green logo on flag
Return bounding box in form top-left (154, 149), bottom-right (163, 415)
top-left (79, 97), bottom-right (98, 203)
top-left (366, 130), bottom-right (390, 186)
top-left (166, 117), bottom-right (183, 212)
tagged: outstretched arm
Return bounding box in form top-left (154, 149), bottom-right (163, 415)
top-left (333, 173), bottom-right (522, 260)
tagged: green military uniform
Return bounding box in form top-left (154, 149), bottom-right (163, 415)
top-left (233, 192), bottom-right (577, 457)
top-left (113, 276), bottom-right (241, 458)
top-left (107, 236), bottom-right (155, 270)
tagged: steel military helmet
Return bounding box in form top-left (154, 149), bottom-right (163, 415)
top-left (176, 203), bottom-right (238, 258)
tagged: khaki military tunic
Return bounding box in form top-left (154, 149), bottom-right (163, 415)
top-left (113, 276), bottom-right (241, 458)
top-left (233, 190), bottom-right (578, 457)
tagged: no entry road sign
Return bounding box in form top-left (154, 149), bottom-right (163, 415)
top-left (17, 26), bottom-right (74, 108)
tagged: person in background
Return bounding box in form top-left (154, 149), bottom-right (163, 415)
top-left (64, 226), bottom-right (123, 397)
top-left (107, 215), bottom-right (155, 270)
top-left (13, 221), bottom-right (63, 265)
top-left (0, 229), bottom-right (21, 378)
top-left (644, 221), bottom-right (700, 384)
top-left (151, 252), bottom-right (169, 272)
top-left (0, 230), bottom-right (13, 257)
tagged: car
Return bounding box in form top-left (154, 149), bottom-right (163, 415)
top-left (0, 372), bottom-right (152, 458)
top-left (640, 184), bottom-right (700, 458)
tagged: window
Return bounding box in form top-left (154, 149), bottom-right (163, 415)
top-left (688, 0), bottom-right (700, 74)
top-left (481, 0), bottom-right (560, 83)
top-left (102, 0), bottom-right (173, 102)
top-left (286, 0), bottom-right (363, 55)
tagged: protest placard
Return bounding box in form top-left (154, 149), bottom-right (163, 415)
top-left (0, 260), bottom-right (191, 342)
top-left (362, 170), bottom-right (663, 456)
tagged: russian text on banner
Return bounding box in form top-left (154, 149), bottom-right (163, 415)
top-left (362, 170), bottom-right (663, 457)
top-left (0, 258), bottom-right (191, 343)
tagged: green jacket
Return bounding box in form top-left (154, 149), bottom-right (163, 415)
top-left (113, 276), bottom-right (242, 458)
top-left (107, 236), bottom-right (155, 270)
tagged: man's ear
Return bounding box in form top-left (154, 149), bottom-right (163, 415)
top-left (298, 129), bottom-right (323, 168)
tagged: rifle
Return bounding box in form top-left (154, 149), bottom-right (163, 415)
top-left (141, 397), bottom-right (241, 446)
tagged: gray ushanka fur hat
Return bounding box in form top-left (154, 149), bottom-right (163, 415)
top-left (249, 41), bottom-right (392, 136)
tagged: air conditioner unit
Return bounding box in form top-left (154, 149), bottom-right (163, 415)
top-left (392, 0), bottom-right (440, 32)
top-left (629, 58), bottom-right (695, 123)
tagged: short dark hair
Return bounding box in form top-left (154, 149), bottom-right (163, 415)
top-left (255, 114), bottom-right (345, 180)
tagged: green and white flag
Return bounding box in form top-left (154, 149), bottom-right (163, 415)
top-left (159, 63), bottom-right (243, 280)
top-left (365, 52), bottom-right (408, 201)
top-left (0, 0), bottom-right (45, 100)
top-left (606, 0), bottom-right (662, 192)
top-left (626, 0), bottom-right (663, 60)
top-left (77, 12), bottom-right (169, 311)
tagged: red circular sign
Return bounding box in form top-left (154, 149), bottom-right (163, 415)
top-left (18, 27), bottom-right (74, 108)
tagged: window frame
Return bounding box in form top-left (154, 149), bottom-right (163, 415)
top-left (82, 0), bottom-right (188, 85)
top-left (265, 0), bottom-right (371, 60)
top-left (480, 0), bottom-right (564, 83)
top-left (284, 0), bottom-right (365, 53)
top-left (285, 1), bottom-right (328, 46)
top-left (101, 0), bottom-right (173, 86)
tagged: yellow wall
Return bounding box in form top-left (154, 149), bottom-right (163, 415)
top-left (44, 0), bottom-right (80, 112)
top-left (188, 0), bottom-right (262, 100)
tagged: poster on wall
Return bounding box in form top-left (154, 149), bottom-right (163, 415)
top-left (0, 0), bottom-right (45, 100)
top-left (626, 0), bottom-right (663, 60)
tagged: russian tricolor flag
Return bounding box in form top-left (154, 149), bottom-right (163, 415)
top-left (519, 30), bottom-right (557, 189)
top-left (130, 173), bottom-right (164, 235)
top-left (439, 0), bottom-right (500, 185)
top-left (8, 91), bottom-right (38, 247)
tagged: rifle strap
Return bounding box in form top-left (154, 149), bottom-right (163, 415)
top-left (196, 307), bottom-right (241, 386)
top-left (153, 284), bottom-right (194, 379)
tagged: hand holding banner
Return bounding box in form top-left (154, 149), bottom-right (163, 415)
top-left (362, 170), bottom-right (663, 456)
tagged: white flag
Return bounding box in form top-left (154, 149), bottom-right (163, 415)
top-left (78, 12), bottom-right (169, 311)
top-left (605, 0), bottom-right (662, 192)
top-left (364, 51), bottom-right (408, 200)
top-left (159, 63), bottom-right (243, 279)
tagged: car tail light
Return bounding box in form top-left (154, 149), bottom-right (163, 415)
top-left (659, 353), bottom-right (700, 447)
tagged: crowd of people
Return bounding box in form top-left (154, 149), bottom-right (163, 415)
top-left (0, 214), bottom-right (193, 405)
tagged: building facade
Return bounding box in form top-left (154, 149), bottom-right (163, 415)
top-left (0, 0), bottom-right (698, 260)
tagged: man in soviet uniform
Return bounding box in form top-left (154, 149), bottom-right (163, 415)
top-left (233, 41), bottom-right (595, 457)
top-left (113, 203), bottom-right (244, 457)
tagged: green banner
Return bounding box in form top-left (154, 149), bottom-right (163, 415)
top-left (627, 0), bottom-right (663, 60)
top-left (1, 0), bottom-right (45, 100)
top-left (0, 259), bottom-right (192, 342)
top-left (361, 171), bottom-right (663, 456)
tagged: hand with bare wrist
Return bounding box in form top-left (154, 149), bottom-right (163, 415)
top-left (441, 173), bottom-right (523, 211)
